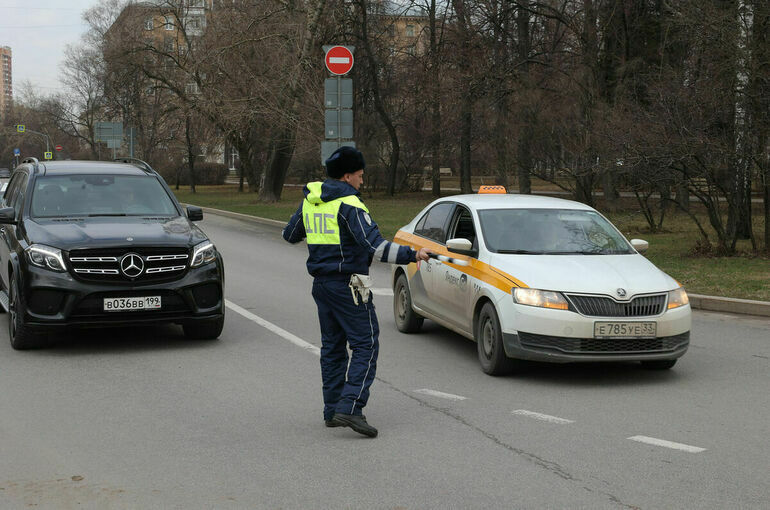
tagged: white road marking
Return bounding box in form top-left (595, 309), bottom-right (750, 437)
top-left (371, 288), bottom-right (394, 296)
top-left (329, 57), bottom-right (350, 64)
top-left (627, 436), bottom-right (706, 453)
top-left (414, 389), bottom-right (467, 401)
top-left (225, 300), bottom-right (321, 356)
top-left (511, 409), bottom-right (575, 424)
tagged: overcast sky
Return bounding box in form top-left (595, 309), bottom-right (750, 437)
top-left (0, 0), bottom-right (95, 96)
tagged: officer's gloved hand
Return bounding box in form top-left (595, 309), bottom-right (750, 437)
top-left (416, 248), bottom-right (432, 261)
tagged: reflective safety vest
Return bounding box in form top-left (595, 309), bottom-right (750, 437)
top-left (302, 182), bottom-right (369, 245)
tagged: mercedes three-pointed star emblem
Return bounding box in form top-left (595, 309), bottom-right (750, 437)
top-left (120, 253), bottom-right (144, 278)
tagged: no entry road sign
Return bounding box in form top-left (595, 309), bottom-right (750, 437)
top-left (325, 46), bottom-right (354, 75)
top-left (55, 145), bottom-right (63, 151)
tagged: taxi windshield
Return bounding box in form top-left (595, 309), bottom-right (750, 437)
top-left (478, 208), bottom-right (633, 255)
top-left (30, 174), bottom-right (178, 218)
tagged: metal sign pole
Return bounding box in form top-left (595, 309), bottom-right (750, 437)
top-left (337, 75), bottom-right (342, 147)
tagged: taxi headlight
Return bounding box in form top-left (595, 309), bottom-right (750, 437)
top-left (513, 288), bottom-right (569, 310)
top-left (26, 244), bottom-right (66, 272)
top-left (667, 287), bottom-right (689, 309)
top-left (190, 241), bottom-right (216, 267)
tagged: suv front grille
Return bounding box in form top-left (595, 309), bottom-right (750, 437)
top-left (566, 293), bottom-right (666, 317)
top-left (67, 247), bottom-right (190, 283)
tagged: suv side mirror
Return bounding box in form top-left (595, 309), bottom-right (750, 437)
top-left (630, 239), bottom-right (649, 253)
top-left (187, 206), bottom-right (203, 221)
top-left (446, 238), bottom-right (477, 257)
top-left (0, 206), bottom-right (16, 225)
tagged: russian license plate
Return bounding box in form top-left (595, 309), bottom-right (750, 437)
top-left (594, 321), bottom-right (656, 338)
top-left (103, 296), bottom-right (161, 312)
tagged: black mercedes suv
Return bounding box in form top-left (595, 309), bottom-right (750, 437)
top-left (0, 158), bottom-right (225, 349)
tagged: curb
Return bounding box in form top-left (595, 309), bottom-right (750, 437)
top-left (687, 294), bottom-right (770, 318)
top-left (197, 205), bottom-right (770, 319)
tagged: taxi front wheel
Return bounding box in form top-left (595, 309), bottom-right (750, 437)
top-left (394, 274), bottom-right (423, 333)
top-left (476, 303), bottom-right (516, 376)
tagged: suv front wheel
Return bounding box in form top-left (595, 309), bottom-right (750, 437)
top-left (8, 276), bottom-right (52, 350)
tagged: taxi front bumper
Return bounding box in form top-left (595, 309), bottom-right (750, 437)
top-left (499, 301), bottom-right (691, 363)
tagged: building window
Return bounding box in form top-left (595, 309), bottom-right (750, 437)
top-left (387, 24), bottom-right (395, 37)
top-left (187, 16), bottom-right (202, 29)
top-left (144, 18), bottom-right (154, 30)
top-left (164, 16), bottom-right (174, 30)
top-left (405, 24), bottom-right (415, 37)
top-left (164, 38), bottom-right (175, 52)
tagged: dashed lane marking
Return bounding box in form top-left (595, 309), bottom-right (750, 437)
top-left (371, 288), bottom-right (394, 297)
top-left (225, 300), bottom-right (320, 356)
top-left (627, 435), bottom-right (706, 453)
top-left (414, 389), bottom-right (467, 401)
top-left (511, 410), bottom-right (575, 424)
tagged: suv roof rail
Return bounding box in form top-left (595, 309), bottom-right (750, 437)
top-left (114, 157), bottom-right (156, 175)
top-left (21, 157), bottom-right (40, 173)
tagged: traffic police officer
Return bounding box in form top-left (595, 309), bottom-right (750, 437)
top-left (283, 146), bottom-right (431, 438)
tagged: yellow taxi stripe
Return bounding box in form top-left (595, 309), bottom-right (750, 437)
top-left (395, 231), bottom-right (528, 292)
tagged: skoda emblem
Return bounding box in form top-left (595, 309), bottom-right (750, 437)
top-left (120, 253), bottom-right (144, 278)
top-left (616, 288), bottom-right (627, 298)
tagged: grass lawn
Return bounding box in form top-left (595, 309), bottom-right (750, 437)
top-left (173, 184), bottom-right (770, 302)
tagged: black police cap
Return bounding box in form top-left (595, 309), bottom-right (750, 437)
top-left (325, 146), bottom-right (365, 179)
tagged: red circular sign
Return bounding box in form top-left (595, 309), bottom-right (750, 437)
top-left (325, 46), bottom-right (354, 75)
top-left (55, 145), bottom-right (63, 151)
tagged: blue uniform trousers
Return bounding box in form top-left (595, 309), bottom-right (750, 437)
top-left (311, 278), bottom-right (379, 421)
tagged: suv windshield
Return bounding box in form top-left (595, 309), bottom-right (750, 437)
top-left (479, 208), bottom-right (633, 255)
top-left (30, 174), bottom-right (178, 218)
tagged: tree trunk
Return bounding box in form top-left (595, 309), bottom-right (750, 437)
top-left (358, 0), bottom-right (400, 196)
top-left (185, 114), bottom-right (196, 194)
top-left (259, 0), bottom-right (326, 202)
top-left (515, 2), bottom-right (531, 194)
top-left (452, 0), bottom-right (474, 194)
top-left (429, 0), bottom-right (442, 197)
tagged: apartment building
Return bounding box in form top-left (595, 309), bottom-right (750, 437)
top-left (0, 46), bottom-right (12, 120)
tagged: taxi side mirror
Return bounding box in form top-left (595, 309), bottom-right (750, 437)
top-left (447, 238), bottom-right (477, 257)
top-left (187, 206), bottom-right (203, 221)
top-left (630, 239), bottom-right (649, 253)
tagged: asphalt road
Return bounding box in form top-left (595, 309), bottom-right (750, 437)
top-left (1, 213), bottom-right (768, 509)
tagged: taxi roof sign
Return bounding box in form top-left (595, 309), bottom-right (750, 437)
top-left (478, 185), bottom-right (507, 194)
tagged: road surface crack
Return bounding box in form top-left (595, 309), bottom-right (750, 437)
top-left (377, 377), bottom-right (639, 509)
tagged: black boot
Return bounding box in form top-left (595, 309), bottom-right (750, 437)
top-left (325, 419), bottom-right (343, 428)
top-left (331, 413), bottom-right (378, 438)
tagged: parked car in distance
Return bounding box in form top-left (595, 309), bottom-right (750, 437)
top-left (391, 186), bottom-right (691, 375)
top-left (0, 157), bottom-right (225, 349)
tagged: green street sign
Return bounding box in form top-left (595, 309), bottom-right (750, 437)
top-left (16, 124), bottom-right (25, 133)
top-left (44, 152), bottom-right (53, 160)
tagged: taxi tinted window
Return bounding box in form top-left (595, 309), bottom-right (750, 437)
top-left (479, 208), bottom-right (633, 254)
top-left (414, 203), bottom-right (454, 243)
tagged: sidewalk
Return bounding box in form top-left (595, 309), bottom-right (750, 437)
top-left (199, 205), bottom-right (770, 319)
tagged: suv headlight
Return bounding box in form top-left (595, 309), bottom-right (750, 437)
top-left (190, 241), bottom-right (216, 267)
top-left (513, 288), bottom-right (569, 310)
top-left (26, 244), bottom-right (66, 272)
top-left (667, 287), bottom-right (689, 309)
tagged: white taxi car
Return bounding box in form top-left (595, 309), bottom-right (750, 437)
top-left (392, 187), bottom-right (691, 375)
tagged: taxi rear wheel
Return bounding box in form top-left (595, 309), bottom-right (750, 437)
top-left (394, 274), bottom-right (423, 333)
top-left (476, 302), bottom-right (515, 376)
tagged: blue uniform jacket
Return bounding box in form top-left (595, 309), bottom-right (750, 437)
top-left (282, 179), bottom-right (417, 280)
